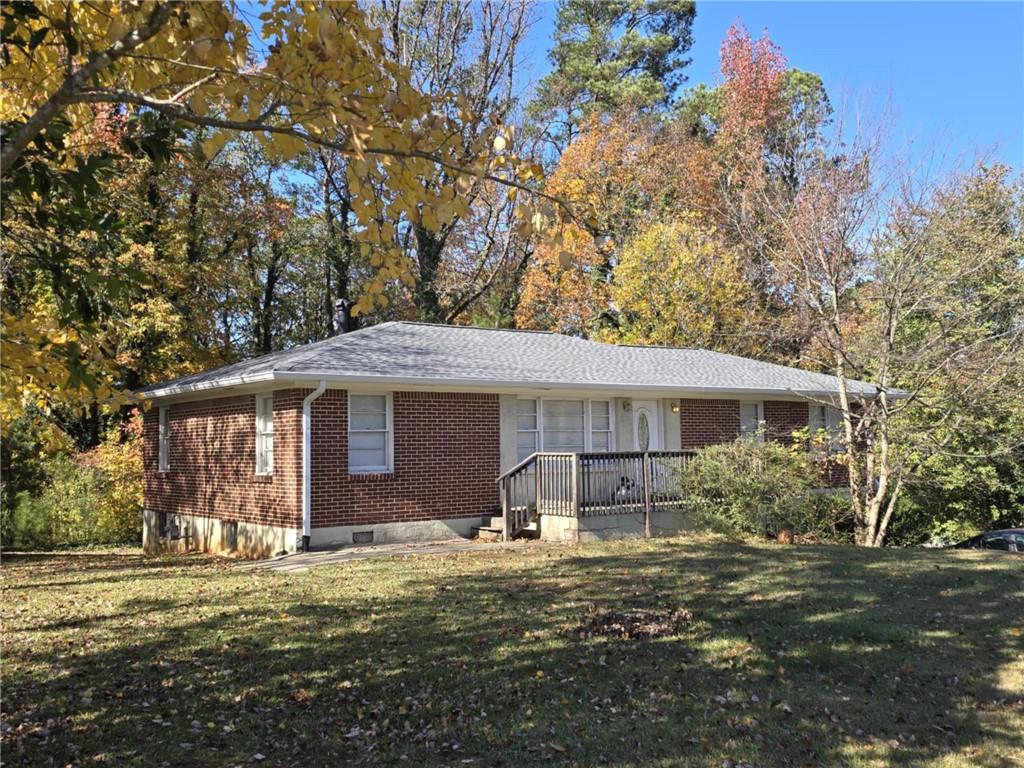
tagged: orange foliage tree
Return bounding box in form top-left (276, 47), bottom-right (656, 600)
top-left (516, 109), bottom-right (712, 336)
top-left (517, 22), bottom-right (827, 360)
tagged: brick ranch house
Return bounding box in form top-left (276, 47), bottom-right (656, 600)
top-left (139, 322), bottom-right (876, 557)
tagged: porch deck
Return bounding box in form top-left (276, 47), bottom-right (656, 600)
top-left (497, 450), bottom-right (697, 540)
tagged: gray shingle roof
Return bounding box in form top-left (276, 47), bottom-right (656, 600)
top-left (140, 321), bottom-right (885, 399)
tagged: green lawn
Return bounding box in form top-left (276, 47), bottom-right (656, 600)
top-left (2, 537), bottom-right (1022, 767)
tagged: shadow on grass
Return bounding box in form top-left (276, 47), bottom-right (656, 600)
top-left (2, 550), bottom-right (222, 590)
top-left (1, 541), bottom-right (1021, 768)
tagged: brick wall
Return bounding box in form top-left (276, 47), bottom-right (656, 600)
top-left (144, 388), bottom-right (844, 538)
top-left (680, 397), bottom-right (811, 447)
top-left (679, 398), bottom-right (741, 448)
top-left (309, 390), bottom-right (501, 528)
top-left (820, 458), bottom-right (850, 489)
top-left (143, 390), bottom-right (303, 530)
top-left (679, 397), bottom-right (845, 487)
top-left (763, 400), bottom-right (810, 444)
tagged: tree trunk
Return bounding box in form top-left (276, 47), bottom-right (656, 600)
top-left (331, 204), bottom-right (357, 334)
top-left (414, 224), bottom-right (445, 323)
top-left (257, 241), bottom-right (283, 354)
top-left (321, 153), bottom-right (359, 335)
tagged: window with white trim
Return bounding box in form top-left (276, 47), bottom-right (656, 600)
top-left (809, 404), bottom-right (844, 453)
top-left (255, 394), bottom-right (274, 475)
top-left (809, 404), bottom-right (842, 434)
top-left (158, 406), bottom-right (170, 471)
top-left (348, 393), bottom-right (392, 473)
top-left (542, 399), bottom-right (586, 452)
top-left (516, 399), bottom-right (539, 462)
top-left (515, 397), bottom-right (615, 456)
top-left (739, 401), bottom-right (764, 440)
top-left (590, 400), bottom-right (613, 451)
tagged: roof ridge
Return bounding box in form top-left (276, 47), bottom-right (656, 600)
top-left (613, 342), bottom-right (700, 351)
top-left (393, 321), bottom-right (560, 336)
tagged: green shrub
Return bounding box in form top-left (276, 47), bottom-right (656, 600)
top-left (4, 413), bottom-right (143, 549)
top-left (1, 415), bottom-right (55, 544)
top-left (801, 491), bottom-right (855, 544)
top-left (7, 454), bottom-right (101, 548)
top-left (679, 439), bottom-right (819, 539)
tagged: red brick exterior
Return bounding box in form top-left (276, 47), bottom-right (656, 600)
top-left (819, 457), bottom-right (850, 489)
top-left (308, 390), bottom-right (501, 528)
top-left (679, 398), bottom-right (741, 448)
top-left (763, 400), bottom-right (810, 444)
top-left (142, 389), bottom-right (843, 547)
top-left (143, 388), bottom-right (502, 536)
top-left (143, 390), bottom-right (303, 530)
top-left (679, 397), bottom-right (844, 487)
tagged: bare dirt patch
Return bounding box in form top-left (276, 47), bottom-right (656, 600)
top-left (570, 605), bottom-right (694, 640)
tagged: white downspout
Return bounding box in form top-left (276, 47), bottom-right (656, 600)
top-left (301, 380), bottom-right (327, 551)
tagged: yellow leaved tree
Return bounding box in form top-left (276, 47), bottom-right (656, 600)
top-left (1, 0), bottom-right (562, 428)
top-left (598, 217), bottom-right (760, 352)
top-left (515, 108), bottom-right (720, 336)
top-left (2, 0), bottom-right (559, 306)
top-left (515, 109), bottom-right (675, 336)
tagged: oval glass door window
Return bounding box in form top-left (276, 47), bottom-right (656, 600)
top-left (637, 411), bottom-right (650, 451)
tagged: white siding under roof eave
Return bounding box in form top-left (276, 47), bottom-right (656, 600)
top-left (142, 373), bottom-right (884, 404)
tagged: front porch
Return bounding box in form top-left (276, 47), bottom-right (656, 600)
top-left (490, 450), bottom-right (697, 541)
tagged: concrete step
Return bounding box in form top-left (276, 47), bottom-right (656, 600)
top-left (486, 516), bottom-right (539, 530)
top-left (471, 526), bottom-right (503, 542)
top-left (472, 517), bottom-right (540, 542)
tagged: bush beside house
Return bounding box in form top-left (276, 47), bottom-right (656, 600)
top-left (679, 438), bottom-right (852, 542)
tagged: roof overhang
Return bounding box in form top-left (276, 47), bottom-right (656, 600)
top-left (138, 369), bottom-right (900, 403)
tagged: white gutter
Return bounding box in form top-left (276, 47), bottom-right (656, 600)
top-left (140, 369), bottom-right (903, 401)
top-left (301, 380), bottom-right (327, 551)
top-left (138, 371), bottom-right (276, 399)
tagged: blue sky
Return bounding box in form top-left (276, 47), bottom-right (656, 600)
top-left (520, 1), bottom-right (1024, 173)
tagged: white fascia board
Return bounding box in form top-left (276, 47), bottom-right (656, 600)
top-left (137, 372), bottom-right (277, 401)
top-left (140, 368), bottom-right (899, 402)
top-left (281, 371), bottom-right (881, 401)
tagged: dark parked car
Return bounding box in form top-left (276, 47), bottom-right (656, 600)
top-left (953, 528), bottom-right (1024, 553)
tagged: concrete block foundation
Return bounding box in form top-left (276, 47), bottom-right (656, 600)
top-left (309, 516), bottom-right (481, 548)
top-left (142, 509), bottom-right (299, 559)
top-left (537, 509), bottom-right (694, 542)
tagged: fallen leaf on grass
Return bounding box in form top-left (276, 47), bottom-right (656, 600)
top-left (568, 606), bottom-right (694, 641)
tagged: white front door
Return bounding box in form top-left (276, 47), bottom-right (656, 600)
top-left (632, 400), bottom-right (662, 451)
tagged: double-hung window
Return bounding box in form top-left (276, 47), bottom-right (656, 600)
top-left (515, 398), bottom-right (614, 456)
top-left (809, 404), bottom-right (843, 452)
top-left (349, 393), bottom-right (392, 473)
top-left (541, 399), bottom-right (587, 452)
top-left (516, 399), bottom-right (540, 462)
top-left (255, 394), bottom-right (274, 475)
top-left (739, 401), bottom-right (764, 440)
top-left (590, 400), bottom-right (613, 451)
top-left (158, 406), bottom-right (170, 471)
top-left (809, 404), bottom-right (842, 434)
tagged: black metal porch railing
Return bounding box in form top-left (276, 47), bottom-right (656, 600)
top-left (497, 450), bottom-right (697, 540)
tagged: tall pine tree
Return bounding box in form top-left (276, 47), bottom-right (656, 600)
top-left (528, 0), bottom-right (696, 152)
